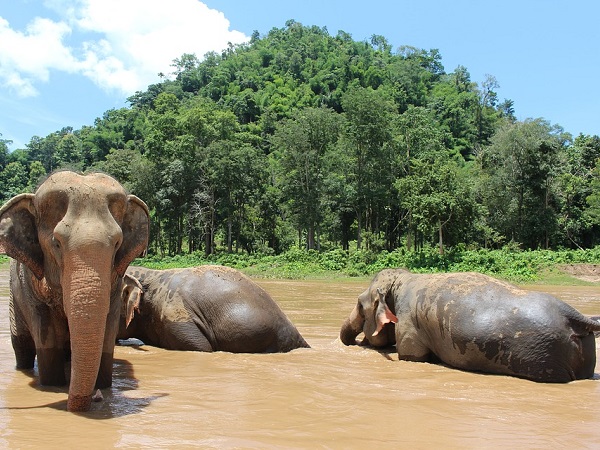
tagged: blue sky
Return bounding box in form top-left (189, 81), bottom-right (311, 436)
top-left (1, 0), bottom-right (599, 150)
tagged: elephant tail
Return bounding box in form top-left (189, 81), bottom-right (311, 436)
top-left (586, 315), bottom-right (600, 337)
top-left (555, 298), bottom-right (600, 336)
top-left (569, 313), bottom-right (600, 338)
top-left (587, 315), bottom-right (600, 324)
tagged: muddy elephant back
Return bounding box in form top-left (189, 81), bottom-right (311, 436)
top-left (188, 266), bottom-right (309, 352)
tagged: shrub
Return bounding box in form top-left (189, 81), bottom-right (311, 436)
top-left (133, 246), bottom-right (600, 282)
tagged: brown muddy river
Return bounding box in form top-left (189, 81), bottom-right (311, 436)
top-left (0, 266), bottom-right (599, 448)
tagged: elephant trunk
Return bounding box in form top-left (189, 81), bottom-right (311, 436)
top-left (62, 254), bottom-right (113, 412)
top-left (340, 304), bottom-right (364, 346)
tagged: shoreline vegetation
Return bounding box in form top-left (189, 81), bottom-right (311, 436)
top-left (132, 246), bottom-right (600, 285)
top-left (0, 247), bottom-right (599, 285)
top-left (3, 23), bottom-right (600, 266)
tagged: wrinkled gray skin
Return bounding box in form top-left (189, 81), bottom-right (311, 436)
top-left (0, 171), bottom-right (149, 412)
top-left (117, 265), bottom-right (310, 353)
top-left (340, 269), bottom-right (600, 382)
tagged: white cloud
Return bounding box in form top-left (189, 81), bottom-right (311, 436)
top-left (72, 0), bottom-right (249, 92)
top-left (0, 16), bottom-right (78, 96)
top-left (0, 0), bottom-right (249, 96)
top-left (79, 39), bottom-right (141, 93)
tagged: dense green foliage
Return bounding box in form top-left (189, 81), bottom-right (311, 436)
top-left (132, 246), bottom-right (600, 283)
top-left (2, 21), bottom-right (600, 257)
top-left (1, 246), bottom-right (596, 282)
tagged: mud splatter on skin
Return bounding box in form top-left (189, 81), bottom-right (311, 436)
top-left (356, 270), bottom-right (600, 383)
top-left (119, 265), bottom-right (309, 353)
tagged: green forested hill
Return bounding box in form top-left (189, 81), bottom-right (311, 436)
top-left (2, 20), bottom-right (600, 257)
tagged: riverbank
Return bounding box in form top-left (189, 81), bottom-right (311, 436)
top-left (2, 247), bottom-right (599, 285)
top-left (132, 247), bottom-right (600, 284)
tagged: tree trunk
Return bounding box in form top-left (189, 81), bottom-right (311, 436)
top-left (227, 216), bottom-right (233, 253)
top-left (406, 211), bottom-right (413, 251)
top-left (357, 214), bottom-right (362, 250)
top-left (438, 219), bottom-right (444, 255)
top-left (316, 226), bottom-right (320, 252)
top-left (307, 223), bottom-right (315, 250)
top-left (204, 231), bottom-right (211, 256)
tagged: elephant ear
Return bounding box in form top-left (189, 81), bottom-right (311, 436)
top-left (121, 274), bottom-right (143, 328)
top-left (115, 195), bottom-right (150, 276)
top-left (372, 288), bottom-right (398, 337)
top-left (0, 193), bottom-right (44, 279)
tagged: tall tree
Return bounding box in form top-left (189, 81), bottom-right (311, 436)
top-left (271, 107), bottom-right (343, 249)
top-left (479, 119), bottom-right (568, 248)
top-left (204, 140), bottom-right (267, 253)
top-left (0, 161), bottom-right (28, 202)
top-left (556, 134), bottom-right (600, 248)
top-left (394, 106), bottom-right (449, 249)
top-left (341, 86), bottom-right (397, 249)
top-left (429, 66), bottom-right (479, 158)
top-left (55, 131), bottom-right (83, 170)
top-left (0, 133), bottom-right (10, 170)
top-left (475, 74), bottom-right (502, 147)
top-left (396, 154), bottom-right (477, 254)
top-left (27, 161), bottom-right (47, 192)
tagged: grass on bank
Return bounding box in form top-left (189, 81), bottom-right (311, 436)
top-left (133, 246), bottom-right (600, 284)
top-left (1, 246), bottom-right (597, 284)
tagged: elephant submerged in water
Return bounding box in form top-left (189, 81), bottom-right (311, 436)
top-left (118, 265), bottom-right (310, 353)
top-left (340, 269), bottom-right (600, 382)
top-left (0, 171), bottom-right (149, 411)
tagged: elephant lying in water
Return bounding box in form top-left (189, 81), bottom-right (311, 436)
top-left (117, 265), bottom-right (310, 352)
top-left (340, 269), bottom-right (600, 382)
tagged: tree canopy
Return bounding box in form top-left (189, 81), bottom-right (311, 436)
top-left (2, 22), bottom-right (599, 255)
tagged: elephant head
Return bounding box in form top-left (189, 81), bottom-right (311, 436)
top-left (340, 269), bottom-right (400, 347)
top-left (0, 171), bottom-right (149, 411)
top-left (120, 273), bottom-right (144, 329)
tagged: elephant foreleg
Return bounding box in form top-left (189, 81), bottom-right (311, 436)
top-left (395, 328), bottom-right (431, 362)
top-left (9, 288), bottom-right (36, 369)
top-left (12, 330), bottom-right (68, 385)
top-left (29, 306), bottom-right (70, 386)
top-left (36, 348), bottom-right (67, 385)
top-left (11, 334), bottom-right (36, 370)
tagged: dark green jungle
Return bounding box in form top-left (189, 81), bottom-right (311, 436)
top-left (2, 21), bottom-right (600, 281)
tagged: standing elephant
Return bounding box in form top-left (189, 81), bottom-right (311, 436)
top-left (340, 269), bottom-right (600, 382)
top-left (0, 171), bottom-right (149, 411)
top-left (118, 265), bottom-right (310, 353)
